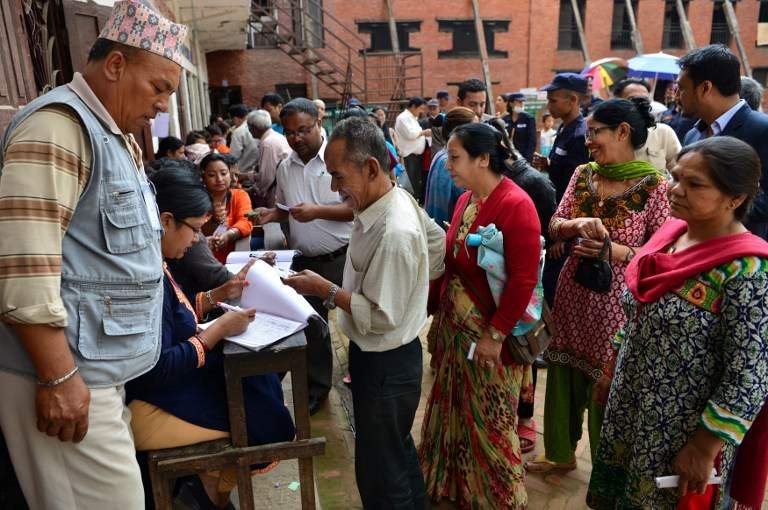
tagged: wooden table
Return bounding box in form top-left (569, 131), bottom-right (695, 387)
top-left (148, 331), bottom-right (325, 509)
top-left (223, 332), bottom-right (319, 509)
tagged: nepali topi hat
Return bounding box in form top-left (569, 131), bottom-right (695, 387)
top-left (99, 0), bottom-right (188, 65)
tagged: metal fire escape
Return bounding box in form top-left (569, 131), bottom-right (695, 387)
top-left (249, 0), bottom-right (423, 110)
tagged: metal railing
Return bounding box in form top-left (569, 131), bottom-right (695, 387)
top-left (610, 29), bottom-right (633, 50)
top-left (710, 21), bottom-right (731, 45)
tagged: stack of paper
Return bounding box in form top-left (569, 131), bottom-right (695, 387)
top-left (200, 259), bottom-right (316, 351)
top-left (225, 250), bottom-right (299, 275)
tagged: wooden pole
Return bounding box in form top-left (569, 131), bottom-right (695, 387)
top-left (675, 0), bottom-right (696, 50)
top-left (471, 0), bottom-right (495, 115)
top-left (723, 0), bottom-right (752, 77)
top-left (385, 0), bottom-right (400, 54)
top-left (386, 0), bottom-right (407, 104)
top-left (624, 0), bottom-right (644, 54)
top-left (571, 0), bottom-right (590, 65)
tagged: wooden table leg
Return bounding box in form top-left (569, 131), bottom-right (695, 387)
top-left (225, 365), bottom-right (248, 447)
top-left (298, 456), bottom-right (316, 509)
top-left (236, 464), bottom-right (255, 510)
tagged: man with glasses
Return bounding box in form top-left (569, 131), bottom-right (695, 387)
top-left (258, 98), bottom-right (353, 415)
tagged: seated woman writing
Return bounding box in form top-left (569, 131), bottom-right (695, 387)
top-left (126, 166), bottom-right (295, 509)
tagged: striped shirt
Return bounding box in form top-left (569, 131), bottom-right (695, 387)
top-left (0, 73), bottom-right (142, 326)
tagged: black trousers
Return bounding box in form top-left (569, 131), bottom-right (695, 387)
top-left (292, 251), bottom-right (346, 401)
top-left (403, 152), bottom-right (424, 203)
top-left (349, 339), bottom-right (426, 510)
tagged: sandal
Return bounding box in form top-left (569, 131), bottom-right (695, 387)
top-left (518, 419), bottom-right (537, 453)
top-left (524, 455), bottom-right (577, 473)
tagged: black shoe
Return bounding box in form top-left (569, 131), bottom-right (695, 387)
top-left (308, 395), bottom-right (326, 416)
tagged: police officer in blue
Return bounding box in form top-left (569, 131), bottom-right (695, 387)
top-left (503, 92), bottom-right (537, 162)
top-left (532, 73), bottom-right (591, 307)
top-left (533, 73), bottom-right (590, 204)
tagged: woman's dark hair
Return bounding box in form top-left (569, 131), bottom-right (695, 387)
top-left (199, 152), bottom-right (229, 174)
top-left (150, 164), bottom-right (211, 220)
top-left (155, 136), bottom-right (184, 159)
top-left (677, 136), bottom-right (761, 221)
top-left (450, 123), bottom-right (512, 175)
top-left (592, 97), bottom-right (655, 149)
top-left (486, 118), bottom-right (522, 162)
top-left (185, 130), bottom-right (207, 145)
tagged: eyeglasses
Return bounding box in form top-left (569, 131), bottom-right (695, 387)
top-left (177, 218), bottom-right (203, 234)
top-left (284, 126), bottom-right (316, 139)
top-left (586, 125), bottom-right (618, 140)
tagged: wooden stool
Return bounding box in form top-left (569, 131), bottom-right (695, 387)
top-left (147, 332), bottom-right (325, 509)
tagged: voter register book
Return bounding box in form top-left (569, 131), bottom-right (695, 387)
top-left (199, 259), bottom-right (316, 351)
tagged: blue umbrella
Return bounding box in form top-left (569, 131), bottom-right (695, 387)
top-left (627, 52), bottom-right (680, 81)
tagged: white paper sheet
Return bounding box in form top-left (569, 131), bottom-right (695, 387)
top-left (205, 260), bottom-right (316, 350)
top-left (227, 261), bottom-right (294, 278)
top-left (199, 314), bottom-right (304, 351)
top-left (240, 260), bottom-right (315, 320)
top-left (226, 250), bottom-right (300, 264)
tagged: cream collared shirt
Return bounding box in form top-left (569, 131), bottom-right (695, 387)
top-left (339, 187), bottom-right (446, 352)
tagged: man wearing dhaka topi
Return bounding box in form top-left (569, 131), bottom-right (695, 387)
top-left (0, 2), bottom-right (186, 508)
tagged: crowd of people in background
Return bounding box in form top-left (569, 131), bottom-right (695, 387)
top-left (0, 2), bottom-right (766, 507)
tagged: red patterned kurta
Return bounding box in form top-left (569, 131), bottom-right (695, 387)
top-left (544, 165), bottom-right (669, 380)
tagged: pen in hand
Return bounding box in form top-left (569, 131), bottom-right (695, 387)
top-left (216, 302), bottom-right (244, 313)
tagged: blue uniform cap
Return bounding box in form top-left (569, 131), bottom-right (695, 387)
top-left (507, 93), bottom-right (526, 102)
top-left (540, 73), bottom-right (588, 94)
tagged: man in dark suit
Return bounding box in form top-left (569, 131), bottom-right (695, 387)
top-left (503, 92), bottom-right (537, 162)
top-left (679, 44), bottom-right (768, 239)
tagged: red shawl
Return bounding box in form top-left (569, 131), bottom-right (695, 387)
top-left (625, 219), bottom-right (768, 509)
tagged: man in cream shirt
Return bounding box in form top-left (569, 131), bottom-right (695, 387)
top-left (285, 117), bottom-right (445, 509)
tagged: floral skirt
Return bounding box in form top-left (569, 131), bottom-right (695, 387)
top-left (419, 277), bottom-right (529, 509)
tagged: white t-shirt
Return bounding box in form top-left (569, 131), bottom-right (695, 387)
top-left (540, 128), bottom-right (557, 157)
top-left (394, 109), bottom-right (426, 157)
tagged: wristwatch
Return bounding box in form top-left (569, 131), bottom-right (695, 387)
top-left (489, 327), bottom-right (504, 343)
top-left (323, 284), bottom-right (339, 310)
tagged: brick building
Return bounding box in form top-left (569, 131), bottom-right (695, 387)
top-left (205, 0), bottom-right (768, 114)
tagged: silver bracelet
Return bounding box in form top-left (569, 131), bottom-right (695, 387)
top-left (37, 365), bottom-right (79, 387)
top-left (323, 284), bottom-right (339, 310)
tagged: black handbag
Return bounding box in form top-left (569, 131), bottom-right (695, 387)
top-left (574, 236), bottom-right (613, 293)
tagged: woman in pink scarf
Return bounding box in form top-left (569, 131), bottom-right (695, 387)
top-left (587, 136), bottom-right (768, 509)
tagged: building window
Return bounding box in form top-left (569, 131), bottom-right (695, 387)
top-left (759, 1), bottom-right (768, 46)
top-left (437, 19), bottom-right (510, 59)
top-left (662, 0), bottom-right (687, 49)
top-left (275, 83), bottom-right (308, 102)
top-left (611, 0), bottom-right (637, 50)
top-left (558, 0), bottom-right (586, 51)
top-left (356, 21), bottom-right (421, 53)
top-left (710, 1), bottom-right (731, 45)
